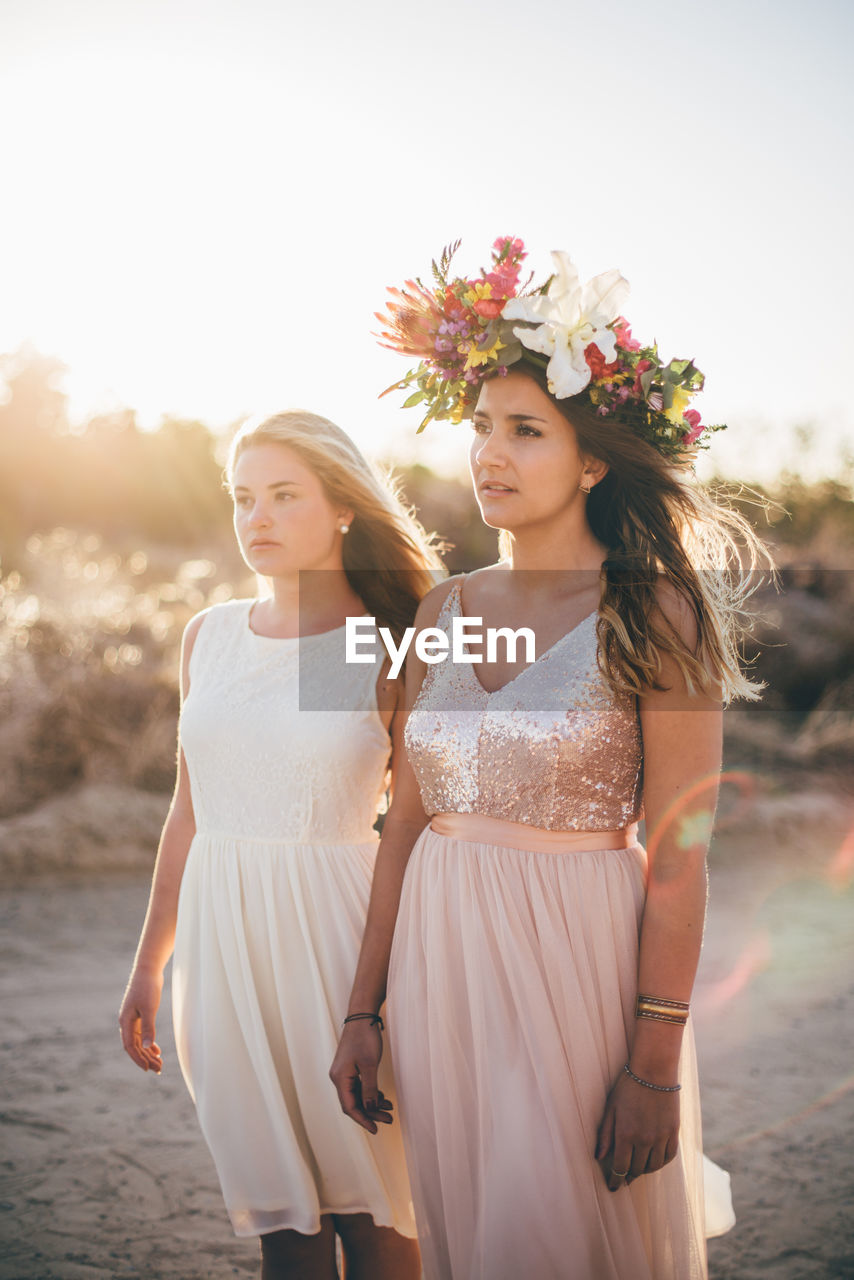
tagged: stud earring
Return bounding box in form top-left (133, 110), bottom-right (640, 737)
top-left (579, 482), bottom-right (591, 495)
top-left (339, 524), bottom-right (350, 534)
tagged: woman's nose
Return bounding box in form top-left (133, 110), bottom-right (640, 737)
top-left (475, 430), bottom-right (507, 468)
top-left (247, 503), bottom-right (271, 527)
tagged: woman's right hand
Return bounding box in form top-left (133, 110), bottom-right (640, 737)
top-left (119, 967), bottom-right (164, 1073)
top-left (329, 1021), bottom-right (393, 1135)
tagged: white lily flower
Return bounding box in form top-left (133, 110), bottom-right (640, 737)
top-left (501, 251), bottom-right (630, 398)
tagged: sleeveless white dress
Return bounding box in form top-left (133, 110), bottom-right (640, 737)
top-left (172, 599), bottom-right (416, 1239)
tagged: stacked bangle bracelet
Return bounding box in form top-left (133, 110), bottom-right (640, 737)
top-left (635, 993), bottom-right (690, 1026)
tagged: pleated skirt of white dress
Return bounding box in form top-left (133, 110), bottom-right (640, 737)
top-left (172, 831), bottom-right (416, 1239)
top-left (387, 826), bottom-right (708, 1280)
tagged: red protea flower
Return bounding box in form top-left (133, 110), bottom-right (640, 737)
top-left (374, 280), bottom-right (446, 359)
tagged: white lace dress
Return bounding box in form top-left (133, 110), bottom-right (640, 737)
top-left (172, 599), bottom-right (416, 1239)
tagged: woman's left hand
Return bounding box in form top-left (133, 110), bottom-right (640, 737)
top-left (595, 1067), bottom-right (680, 1191)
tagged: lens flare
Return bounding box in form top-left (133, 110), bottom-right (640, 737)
top-left (646, 769), bottom-right (759, 861)
top-left (826, 821), bottom-right (854, 891)
top-left (703, 931), bottom-right (772, 1012)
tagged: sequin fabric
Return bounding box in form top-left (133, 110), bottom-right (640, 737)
top-left (405, 578), bottom-right (643, 830)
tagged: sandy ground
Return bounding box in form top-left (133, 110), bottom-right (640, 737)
top-left (1, 796), bottom-right (853, 1280)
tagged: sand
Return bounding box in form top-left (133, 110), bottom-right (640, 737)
top-left (1, 795), bottom-right (853, 1280)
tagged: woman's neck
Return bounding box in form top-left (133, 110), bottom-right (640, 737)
top-left (261, 568), bottom-right (364, 633)
top-left (504, 522), bottom-right (608, 574)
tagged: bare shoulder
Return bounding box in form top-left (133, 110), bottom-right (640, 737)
top-left (412, 574), bottom-right (463, 629)
top-left (182, 606), bottom-right (212, 658)
top-left (428, 563), bottom-right (510, 615)
top-left (457, 563), bottom-right (512, 608)
top-left (179, 606), bottom-right (217, 696)
top-left (181, 598), bottom-right (248, 655)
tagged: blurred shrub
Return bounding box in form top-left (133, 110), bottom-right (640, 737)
top-left (0, 347), bottom-right (233, 566)
top-left (0, 529), bottom-right (252, 819)
top-left (395, 463), bottom-right (499, 572)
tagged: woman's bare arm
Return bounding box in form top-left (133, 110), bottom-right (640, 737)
top-left (118, 611), bottom-right (205, 1073)
top-left (596, 587), bottom-right (722, 1187)
top-left (330, 578), bottom-right (459, 1131)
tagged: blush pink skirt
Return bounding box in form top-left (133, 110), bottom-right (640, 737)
top-left (388, 816), bottom-right (715, 1279)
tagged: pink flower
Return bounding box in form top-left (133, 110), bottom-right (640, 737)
top-left (632, 358), bottom-right (653, 394)
top-left (684, 409), bottom-right (704, 444)
top-left (485, 269), bottom-right (517, 297)
top-left (486, 237), bottom-right (526, 298)
top-left (493, 235), bottom-right (525, 258)
top-left (614, 318), bottom-right (641, 353)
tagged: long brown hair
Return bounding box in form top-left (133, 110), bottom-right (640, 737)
top-left (226, 410), bottom-right (445, 643)
top-left (497, 363), bottom-right (771, 703)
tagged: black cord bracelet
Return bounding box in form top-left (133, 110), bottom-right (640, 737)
top-left (343, 1012), bottom-right (384, 1031)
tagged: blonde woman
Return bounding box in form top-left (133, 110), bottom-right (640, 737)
top-left (332, 239), bottom-right (762, 1279)
top-left (120, 411), bottom-right (442, 1279)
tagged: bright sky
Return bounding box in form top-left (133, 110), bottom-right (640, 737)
top-left (1, 0), bottom-right (852, 484)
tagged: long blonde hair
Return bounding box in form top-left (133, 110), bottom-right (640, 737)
top-left (226, 410), bottom-right (445, 642)
top-left (497, 364), bottom-right (773, 704)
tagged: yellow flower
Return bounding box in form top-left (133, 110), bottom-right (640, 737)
top-left (450, 397), bottom-right (466, 424)
top-left (593, 369), bottom-right (631, 388)
top-left (664, 386), bottom-right (692, 426)
top-left (460, 336), bottom-right (505, 371)
top-left (463, 281), bottom-right (493, 306)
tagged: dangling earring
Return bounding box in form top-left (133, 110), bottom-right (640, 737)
top-left (339, 523), bottom-right (350, 534)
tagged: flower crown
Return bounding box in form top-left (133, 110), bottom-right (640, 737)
top-left (375, 236), bottom-right (724, 459)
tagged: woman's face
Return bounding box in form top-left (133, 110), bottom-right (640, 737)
top-left (469, 371), bottom-right (600, 533)
top-left (231, 442), bottom-right (352, 576)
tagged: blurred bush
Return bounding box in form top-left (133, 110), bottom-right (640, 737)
top-left (0, 347), bottom-right (232, 564)
top-left (0, 529), bottom-right (253, 820)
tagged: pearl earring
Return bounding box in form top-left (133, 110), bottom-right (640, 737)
top-left (339, 524), bottom-right (350, 534)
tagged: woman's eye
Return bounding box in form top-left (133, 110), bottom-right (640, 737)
top-left (471, 420), bottom-right (490, 435)
top-left (516, 423), bottom-right (542, 437)
top-left (234, 495), bottom-right (251, 508)
top-left (274, 491), bottom-right (293, 501)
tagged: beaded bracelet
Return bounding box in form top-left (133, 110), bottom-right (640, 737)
top-left (343, 1012), bottom-right (384, 1031)
top-left (624, 1063), bottom-right (682, 1092)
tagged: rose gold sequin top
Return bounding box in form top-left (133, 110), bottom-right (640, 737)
top-left (404, 578), bottom-right (643, 830)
